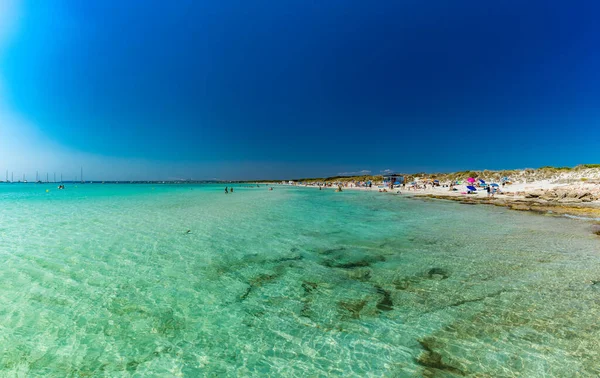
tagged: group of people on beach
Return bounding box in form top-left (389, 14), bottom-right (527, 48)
top-left (486, 185), bottom-right (499, 197)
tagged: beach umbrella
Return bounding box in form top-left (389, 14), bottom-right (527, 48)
top-left (467, 177), bottom-right (475, 183)
top-left (466, 185), bottom-right (477, 191)
top-left (490, 183), bottom-right (499, 187)
top-left (479, 179), bottom-right (486, 184)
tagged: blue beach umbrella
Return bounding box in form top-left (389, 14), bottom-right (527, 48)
top-left (479, 179), bottom-right (486, 184)
top-left (491, 183), bottom-right (499, 187)
top-left (466, 185), bottom-right (477, 191)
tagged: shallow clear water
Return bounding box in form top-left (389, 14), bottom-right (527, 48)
top-left (0, 183), bottom-right (599, 377)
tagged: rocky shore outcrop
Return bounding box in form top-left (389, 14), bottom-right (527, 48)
top-left (416, 193), bottom-right (600, 219)
top-left (522, 188), bottom-right (599, 203)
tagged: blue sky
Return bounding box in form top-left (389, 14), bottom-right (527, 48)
top-left (1, 0), bottom-right (599, 180)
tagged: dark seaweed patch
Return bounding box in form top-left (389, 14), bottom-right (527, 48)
top-left (272, 255), bottom-right (303, 263)
top-left (323, 260), bottom-right (371, 269)
top-left (240, 286), bottom-right (252, 300)
top-left (321, 255), bottom-right (385, 269)
top-left (427, 268), bottom-right (450, 280)
top-left (318, 247), bottom-right (347, 256)
top-left (346, 268), bottom-right (372, 281)
top-left (416, 339), bottom-right (465, 376)
top-left (240, 273), bottom-right (281, 301)
top-left (375, 285), bottom-right (394, 312)
top-left (250, 273), bottom-right (278, 286)
top-left (302, 281), bottom-right (318, 294)
top-left (126, 360), bottom-right (139, 373)
top-left (338, 300), bottom-right (367, 319)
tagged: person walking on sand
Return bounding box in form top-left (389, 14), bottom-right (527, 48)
top-left (486, 185), bottom-right (491, 197)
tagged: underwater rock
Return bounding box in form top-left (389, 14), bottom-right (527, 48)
top-left (427, 268), bottom-right (450, 280)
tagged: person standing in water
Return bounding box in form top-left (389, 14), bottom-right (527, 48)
top-left (225, 186), bottom-right (229, 194)
top-left (230, 187), bottom-right (234, 193)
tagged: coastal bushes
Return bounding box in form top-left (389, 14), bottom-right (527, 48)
top-left (288, 165), bottom-right (600, 186)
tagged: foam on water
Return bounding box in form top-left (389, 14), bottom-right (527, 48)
top-left (0, 184), bottom-right (599, 376)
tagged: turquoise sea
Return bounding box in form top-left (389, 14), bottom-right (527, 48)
top-left (0, 183), bottom-right (599, 377)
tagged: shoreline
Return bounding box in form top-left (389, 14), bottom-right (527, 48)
top-left (295, 183), bottom-right (600, 222)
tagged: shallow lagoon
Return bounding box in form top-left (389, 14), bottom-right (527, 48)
top-left (0, 184), bottom-right (599, 376)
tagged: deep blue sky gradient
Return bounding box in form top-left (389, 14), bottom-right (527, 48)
top-left (2, 0), bottom-right (600, 178)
